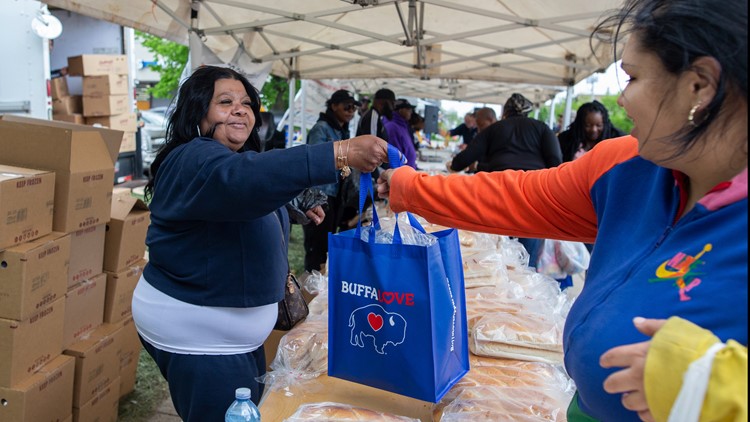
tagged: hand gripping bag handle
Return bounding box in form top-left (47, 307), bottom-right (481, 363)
top-left (356, 145), bottom-right (425, 244)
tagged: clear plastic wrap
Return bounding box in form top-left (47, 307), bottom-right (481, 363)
top-left (301, 270), bottom-right (327, 296)
top-left (307, 290), bottom-right (328, 316)
top-left (359, 217), bottom-right (437, 246)
top-left (283, 402), bottom-right (420, 421)
top-left (261, 316), bottom-right (328, 391)
top-left (469, 299), bottom-right (566, 364)
top-left (461, 250), bottom-right (509, 289)
top-left (498, 237), bottom-right (531, 269)
top-left (439, 385), bottom-right (572, 422)
top-left (434, 357), bottom-right (575, 420)
top-left (537, 239), bottom-right (591, 279)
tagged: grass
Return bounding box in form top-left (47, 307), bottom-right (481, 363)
top-left (117, 222), bottom-right (307, 421)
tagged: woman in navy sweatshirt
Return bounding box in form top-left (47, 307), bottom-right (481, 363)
top-left (131, 66), bottom-right (388, 422)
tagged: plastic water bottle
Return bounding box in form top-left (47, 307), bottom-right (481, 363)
top-left (225, 387), bottom-right (261, 422)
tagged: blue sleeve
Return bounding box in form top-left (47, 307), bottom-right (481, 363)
top-left (151, 140), bottom-right (337, 222)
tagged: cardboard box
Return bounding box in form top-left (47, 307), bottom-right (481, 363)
top-left (103, 260), bottom-right (145, 324)
top-left (53, 113), bottom-right (85, 124)
top-left (86, 113), bottom-right (137, 132)
top-left (103, 195), bottom-right (149, 272)
top-left (113, 317), bottom-right (140, 398)
top-left (0, 232), bottom-right (70, 321)
top-left (0, 116), bottom-right (122, 233)
top-left (51, 76), bottom-right (70, 100)
top-left (258, 374), bottom-right (434, 422)
top-left (63, 323), bottom-right (120, 407)
top-left (72, 377), bottom-right (119, 422)
top-left (0, 354), bottom-right (75, 422)
top-left (82, 74), bottom-right (129, 96)
top-left (67, 54), bottom-right (128, 76)
top-left (82, 94), bottom-right (129, 117)
top-left (0, 164), bottom-right (55, 250)
top-left (67, 224), bottom-right (105, 288)
top-left (0, 298), bottom-right (65, 387)
top-left (63, 273), bottom-right (106, 349)
top-left (52, 95), bottom-right (83, 115)
top-left (119, 131), bottom-right (136, 153)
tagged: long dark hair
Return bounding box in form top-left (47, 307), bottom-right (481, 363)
top-left (144, 66), bottom-right (263, 201)
top-left (562, 101), bottom-right (623, 159)
top-left (594, 0), bottom-right (747, 154)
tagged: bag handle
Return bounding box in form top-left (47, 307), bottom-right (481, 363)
top-left (356, 145), bottom-right (426, 243)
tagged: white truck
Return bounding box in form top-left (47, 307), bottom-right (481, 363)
top-left (0, 0), bottom-right (53, 119)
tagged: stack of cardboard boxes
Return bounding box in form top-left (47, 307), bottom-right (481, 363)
top-left (51, 75), bottom-right (83, 124)
top-left (0, 116), bottom-right (150, 422)
top-left (65, 54), bottom-right (137, 154)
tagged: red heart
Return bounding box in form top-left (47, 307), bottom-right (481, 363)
top-left (367, 312), bottom-right (384, 331)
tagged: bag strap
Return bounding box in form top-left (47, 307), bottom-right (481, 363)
top-left (356, 145), bottom-right (426, 243)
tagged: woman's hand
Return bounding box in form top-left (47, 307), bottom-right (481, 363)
top-left (304, 205), bottom-right (325, 225)
top-left (376, 169), bottom-right (396, 199)
top-left (600, 317), bottom-right (668, 422)
top-left (338, 135), bottom-right (389, 173)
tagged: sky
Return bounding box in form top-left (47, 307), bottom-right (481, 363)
top-left (441, 61), bottom-right (628, 115)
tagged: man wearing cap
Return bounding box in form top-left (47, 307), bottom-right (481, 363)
top-left (356, 88), bottom-right (395, 143)
top-left (384, 98), bottom-right (418, 169)
top-left (303, 89), bottom-right (360, 274)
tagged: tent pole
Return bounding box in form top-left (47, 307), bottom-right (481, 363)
top-left (300, 80), bottom-right (307, 143)
top-left (547, 95), bottom-right (557, 129)
top-left (563, 85), bottom-right (574, 129)
top-left (287, 75), bottom-right (296, 148)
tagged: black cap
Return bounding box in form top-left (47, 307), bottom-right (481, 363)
top-left (329, 89), bottom-right (360, 106)
top-left (394, 98), bottom-right (416, 110)
top-left (359, 94), bottom-right (371, 103)
top-left (374, 88), bottom-right (396, 101)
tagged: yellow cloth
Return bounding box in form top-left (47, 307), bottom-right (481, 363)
top-left (646, 317), bottom-right (748, 422)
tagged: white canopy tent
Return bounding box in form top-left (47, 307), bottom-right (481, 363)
top-left (44, 0), bottom-right (625, 138)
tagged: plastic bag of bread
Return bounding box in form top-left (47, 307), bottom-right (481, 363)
top-left (301, 270), bottom-right (327, 295)
top-left (461, 250), bottom-right (508, 288)
top-left (498, 237), bottom-right (530, 270)
top-left (439, 385), bottom-right (571, 421)
top-left (307, 290), bottom-right (328, 316)
top-left (434, 357), bottom-right (573, 420)
top-left (263, 316), bottom-right (328, 390)
top-left (470, 299), bottom-right (565, 364)
top-left (284, 402), bottom-right (420, 421)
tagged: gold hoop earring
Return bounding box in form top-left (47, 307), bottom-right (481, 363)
top-left (688, 102), bottom-right (701, 127)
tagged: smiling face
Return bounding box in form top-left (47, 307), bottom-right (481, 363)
top-left (583, 112), bottom-right (604, 142)
top-left (617, 34), bottom-right (694, 163)
top-left (200, 78), bottom-right (255, 151)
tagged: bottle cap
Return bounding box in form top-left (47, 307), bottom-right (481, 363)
top-left (235, 387), bottom-right (251, 400)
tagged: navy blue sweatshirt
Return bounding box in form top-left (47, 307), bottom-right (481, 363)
top-left (143, 138), bottom-right (337, 307)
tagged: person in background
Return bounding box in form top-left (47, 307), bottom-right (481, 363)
top-left (377, 0), bottom-right (747, 418)
top-left (357, 88), bottom-right (395, 142)
top-left (303, 89), bottom-right (360, 274)
top-left (132, 66), bottom-right (388, 422)
top-left (358, 94), bottom-right (371, 117)
top-left (409, 112), bottom-right (426, 150)
top-left (558, 100), bottom-right (626, 162)
top-left (446, 107), bottom-right (497, 173)
top-left (445, 111), bottom-right (478, 149)
top-left (448, 93), bottom-right (562, 265)
top-left (384, 98), bottom-right (419, 169)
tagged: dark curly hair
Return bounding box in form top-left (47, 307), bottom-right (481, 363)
top-left (594, 0), bottom-right (747, 155)
top-left (145, 66), bottom-right (263, 201)
top-left (559, 101), bottom-right (624, 162)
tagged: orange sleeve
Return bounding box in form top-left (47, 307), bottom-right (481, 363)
top-left (389, 136), bottom-right (640, 242)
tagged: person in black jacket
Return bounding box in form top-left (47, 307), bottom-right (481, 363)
top-left (448, 93), bottom-right (562, 266)
top-left (558, 100), bottom-right (625, 162)
top-left (133, 66), bottom-right (388, 422)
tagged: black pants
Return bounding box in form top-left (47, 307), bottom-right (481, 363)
top-left (139, 336), bottom-right (266, 422)
top-left (302, 195), bottom-right (338, 272)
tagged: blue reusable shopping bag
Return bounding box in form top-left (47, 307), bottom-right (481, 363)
top-left (327, 146), bottom-right (469, 403)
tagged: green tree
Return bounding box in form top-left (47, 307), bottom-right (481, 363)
top-left (135, 31), bottom-right (189, 99)
top-left (260, 75), bottom-right (299, 113)
top-left (536, 94), bottom-right (633, 133)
